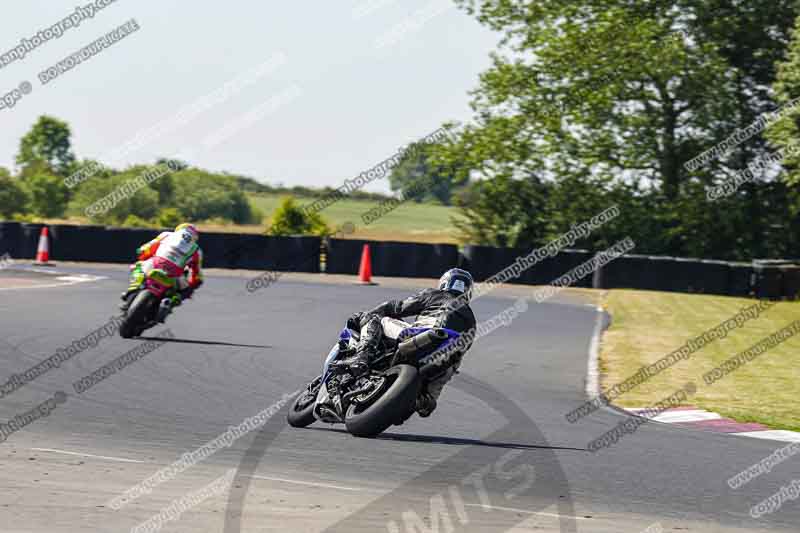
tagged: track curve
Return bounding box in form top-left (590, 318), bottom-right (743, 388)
top-left (0, 265), bottom-right (797, 532)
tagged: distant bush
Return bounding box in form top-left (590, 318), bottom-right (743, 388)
top-left (0, 174), bottom-right (30, 218)
top-left (171, 170), bottom-right (259, 224)
top-left (267, 196), bottom-right (331, 236)
top-left (70, 172), bottom-right (160, 224)
top-left (120, 215), bottom-right (155, 228)
top-left (24, 173), bottom-right (69, 218)
top-left (156, 207), bottom-right (183, 228)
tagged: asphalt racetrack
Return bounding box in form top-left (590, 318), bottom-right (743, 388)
top-left (0, 264), bottom-right (797, 532)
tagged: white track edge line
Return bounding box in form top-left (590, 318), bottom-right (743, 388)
top-left (463, 503), bottom-right (589, 520)
top-left (31, 447), bottom-right (145, 463)
top-left (585, 306), bottom-right (603, 398)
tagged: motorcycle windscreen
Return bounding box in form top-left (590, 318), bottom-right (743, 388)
top-left (320, 342), bottom-right (340, 382)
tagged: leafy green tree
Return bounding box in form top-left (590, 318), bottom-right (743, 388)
top-left (156, 207), bottom-right (183, 228)
top-left (70, 172), bottom-right (160, 224)
top-left (454, 175), bottom-right (549, 247)
top-left (268, 196), bottom-right (330, 236)
top-left (388, 142), bottom-right (460, 205)
top-left (122, 163), bottom-right (176, 205)
top-left (155, 157), bottom-right (188, 171)
top-left (16, 116), bottom-right (76, 177)
top-left (0, 173), bottom-right (30, 219)
top-left (69, 159), bottom-right (115, 184)
top-left (25, 173), bottom-right (69, 218)
top-left (445, 0), bottom-right (799, 258)
top-left (121, 215), bottom-right (155, 228)
top-left (171, 170), bottom-right (257, 224)
top-left (767, 13), bottom-right (800, 186)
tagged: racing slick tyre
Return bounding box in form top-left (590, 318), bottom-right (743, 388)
top-left (345, 364), bottom-right (420, 438)
top-left (119, 291), bottom-right (156, 339)
top-left (287, 377), bottom-right (321, 428)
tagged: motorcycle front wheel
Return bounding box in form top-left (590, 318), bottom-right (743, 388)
top-left (287, 376), bottom-right (321, 428)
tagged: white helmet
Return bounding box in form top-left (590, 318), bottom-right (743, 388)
top-left (175, 223), bottom-right (199, 245)
top-left (438, 268), bottom-right (474, 301)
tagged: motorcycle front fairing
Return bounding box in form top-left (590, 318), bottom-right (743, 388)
top-left (312, 328), bottom-right (357, 422)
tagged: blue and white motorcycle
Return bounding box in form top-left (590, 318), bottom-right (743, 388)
top-left (287, 322), bottom-right (460, 437)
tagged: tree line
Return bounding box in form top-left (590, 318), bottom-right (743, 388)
top-left (0, 115), bottom-right (263, 228)
top-left (387, 0), bottom-right (800, 261)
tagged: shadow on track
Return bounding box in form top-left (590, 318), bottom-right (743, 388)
top-left (309, 426), bottom-right (587, 452)
top-left (136, 336), bottom-right (271, 349)
top-left (224, 372), bottom-right (579, 533)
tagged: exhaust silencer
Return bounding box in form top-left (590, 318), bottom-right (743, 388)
top-left (397, 328), bottom-right (449, 357)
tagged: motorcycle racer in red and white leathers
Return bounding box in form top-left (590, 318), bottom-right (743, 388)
top-left (120, 223), bottom-right (204, 312)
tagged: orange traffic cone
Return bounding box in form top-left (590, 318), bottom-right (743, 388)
top-left (34, 227), bottom-right (54, 266)
top-left (357, 244), bottom-right (377, 285)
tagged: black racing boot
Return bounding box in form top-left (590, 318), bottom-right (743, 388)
top-left (337, 315), bottom-right (382, 377)
top-left (119, 289), bottom-right (137, 311)
top-left (415, 391), bottom-right (437, 418)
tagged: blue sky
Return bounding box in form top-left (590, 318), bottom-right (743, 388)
top-left (0, 0), bottom-right (499, 193)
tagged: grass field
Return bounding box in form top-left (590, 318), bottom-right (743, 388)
top-left (44, 192), bottom-right (462, 243)
top-left (247, 192), bottom-right (461, 243)
top-left (600, 290), bottom-right (800, 431)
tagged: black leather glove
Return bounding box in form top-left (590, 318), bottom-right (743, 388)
top-left (347, 312), bottom-right (364, 330)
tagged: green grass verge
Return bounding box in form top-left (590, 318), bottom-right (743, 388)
top-left (247, 192), bottom-right (462, 243)
top-left (45, 192), bottom-right (463, 243)
top-left (600, 289), bottom-right (800, 431)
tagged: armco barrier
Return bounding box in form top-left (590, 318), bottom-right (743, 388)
top-left (203, 233), bottom-right (320, 271)
top-left (753, 262), bottom-right (787, 300)
top-left (459, 245), bottom-right (593, 287)
top-left (697, 260), bottom-right (733, 295)
top-left (2, 223), bottom-right (320, 271)
top-left (48, 224), bottom-right (133, 262)
top-left (0, 221), bottom-right (22, 258)
top-left (327, 239), bottom-right (458, 278)
top-left (579, 254), bottom-right (797, 299)
top-left (600, 254), bottom-right (664, 291)
top-left (458, 245), bottom-right (785, 299)
top-left (2, 220), bottom-right (796, 299)
top-left (783, 266), bottom-right (800, 300)
top-left (20, 223), bottom-right (44, 260)
top-left (598, 255), bottom-right (745, 296)
top-left (727, 263), bottom-right (755, 297)
top-left (752, 260), bottom-right (800, 300)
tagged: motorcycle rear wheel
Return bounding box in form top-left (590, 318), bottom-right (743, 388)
top-left (344, 364), bottom-right (420, 438)
top-left (119, 291), bottom-right (156, 339)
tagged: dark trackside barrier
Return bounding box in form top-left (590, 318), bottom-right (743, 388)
top-left (48, 225), bottom-right (145, 263)
top-left (752, 260), bottom-right (800, 300)
top-left (783, 266), bottom-right (800, 300)
top-left (327, 239), bottom-right (459, 278)
top-left (20, 223), bottom-right (45, 260)
top-left (752, 263), bottom-right (783, 299)
top-left (0, 223), bottom-right (320, 272)
top-left (0, 221), bottom-right (22, 258)
top-left (595, 254), bottom-right (662, 291)
top-left (727, 263), bottom-right (756, 297)
top-left (459, 244), bottom-right (593, 287)
top-left (205, 232), bottom-right (320, 271)
top-left (2, 220), bottom-right (797, 299)
top-left (459, 243), bottom-right (794, 299)
top-left (597, 254), bottom-right (742, 296)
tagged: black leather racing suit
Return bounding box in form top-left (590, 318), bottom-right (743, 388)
top-left (365, 287), bottom-right (476, 334)
top-left (354, 288), bottom-right (477, 409)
